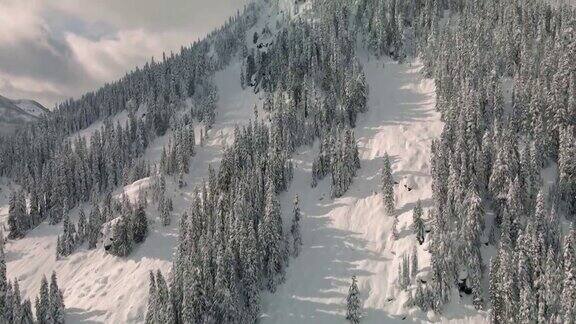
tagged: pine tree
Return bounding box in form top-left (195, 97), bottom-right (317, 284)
top-left (35, 275), bottom-right (49, 324)
top-left (5, 281), bottom-right (13, 323)
top-left (412, 200), bottom-right (425, 244)
top-left (8, 191), bottom-right (27, 239)
top-left (290, 195), bottom-right (302, 257)
top-left (561, 228), bottom-right (576, 323)
top-left (48, 272), bottom-right (65, 324)
top-left (240, 222), bottom-right (261, 323)
top-left (76, 208), bottom-right (87, 245)
top-left (20, 299), bottom-right (34, 324)
top-left (109, 214), bottom-right (133, 257)
top-left (381, 153), bottom-right (394, 215)
top-left (489, 256), bottom-right (502, 323)
top-left (346, 275), bottom-right (361, 324)
top-left (87, 205), bottom-right (102, 249)
top-left (159, 196), bottom-right (173, 226)
top-left (155, 271), bottom-right (174, 323)
top-left (392, 215), bottom-right (399, 240)
top-left (132, 202), bottom-right (148, 244)
top-left (145, 271), bottom-right (157, 324)
top-left (259, 178), bottom-right (285, 292)
top-left (411, 245), bottom-right (418, 279)
top-left (12, 280), bottom-right (22, 324)
top-left (0, 235), bottom-right (7, 320)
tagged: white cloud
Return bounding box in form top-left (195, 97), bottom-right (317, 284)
top-left (66, 29), bottom-right (186, 82)
top-left (0, 0), bottom-right (44, 45)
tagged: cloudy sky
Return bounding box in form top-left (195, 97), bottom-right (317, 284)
top-left (0, 0), bottom-right (249, 108)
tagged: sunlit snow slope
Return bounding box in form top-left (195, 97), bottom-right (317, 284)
top-left (261, 53), bottom-right (488, 323)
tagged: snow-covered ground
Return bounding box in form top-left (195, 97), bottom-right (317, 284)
top-left (12, 99), bottom-right (49, 117)
top-left (0, 1), bottom-right (495, 320)
top-left (3, 58), bottom-right (260, 324)
top-left (1, 49), bottom-right (492, 323)
top-left (260, 54), bottom-right (487, 323)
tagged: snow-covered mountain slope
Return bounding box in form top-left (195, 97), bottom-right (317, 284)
top-left (0, 46), bottom-right (487, 324)
top-left (11, 98), bottom-right (49, 118)
top-left (3, 60), bottom-right (260, 323)
top-left (0, 95), bottom-right (48, 135)
top-left (261, 54), bottom-right (486, 323)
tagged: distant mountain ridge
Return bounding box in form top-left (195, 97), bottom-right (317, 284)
top-left (0, 94), bottom-right (48, 134)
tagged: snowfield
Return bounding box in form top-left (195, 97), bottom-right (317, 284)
top-left (0, 52), bottom-right (490, 323)
top-left (0, 2), bottom-right (488, 321)
top-left (261, 54), bottom-right (487, 323)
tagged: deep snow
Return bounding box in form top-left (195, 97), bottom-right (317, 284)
top-left (0, 3), bottom-right (493, 320)
top-left (0, 52), bottom-right (493, 323)
top-left (260, 54), bottom-right (487, 323)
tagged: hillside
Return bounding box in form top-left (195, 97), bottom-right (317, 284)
top-left (0, 0), bottom-right (574, 323)
top-left (0, 95), bottom-right (48, 135)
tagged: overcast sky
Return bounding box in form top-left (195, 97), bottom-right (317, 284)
top-left (0, 0), bottom-right (250, 108)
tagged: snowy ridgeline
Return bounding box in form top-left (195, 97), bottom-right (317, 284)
top-left (0, 0), bottom-right (575, 323)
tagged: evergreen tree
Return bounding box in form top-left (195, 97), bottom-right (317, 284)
top-left (155, 271), bottom-right (174, 323)
top-left (412, 200), bottom-right (425, 244)
top-left (35, 275), bottom-right (49, 324)
top-left (0, 235), bottom-right (7, 320)
top-left (8, 191), bottom-right (27, 239)
top-left (109, 214), bottom-right (133, 257)
top-left (259, 179), bottom-right (285, 292)
top-left (48, 272), bottom-right (65, 324)
top-left (159, 196), bottom-right (173, 227)
top-left (12, 280), bottom-right (22, 324)
top-left (411, 245), bottom-right (418, 279)
top-left (561, 228), bottom-right (576, 323)
top-left (381, 153), bottom-right (394, 215)
top-left (20, 299), bottom-right (34, 324)
top-left (392, 215), bottom-right (399, 240)
top-left (87, 205), bottom-right (102, 249)
top-left (131, 202), bottom-right (148, 244)
top-left (346, 275), bottom-right (361, 324)
top-left (5, 281), bottom-right (13, 323)
top-left (290, 195), bottom-right (302, 257)
top-left (145, 271), bottom-right (157, 324)
top-left (76, 208), bottom-right (87, 245)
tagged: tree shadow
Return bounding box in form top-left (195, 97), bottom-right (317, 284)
top-left (66, 307), bottom-right (107, 323)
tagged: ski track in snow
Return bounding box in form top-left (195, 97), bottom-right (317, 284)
top-left (261, 54), bottom-right (487, 323)
top-left (2, 60), bottom-right (260, 324)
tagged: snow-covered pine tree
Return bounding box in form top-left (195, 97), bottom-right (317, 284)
top-left (4, 281), bottom-right (13, 323)
top-left (381, 153), bottom-right (394, 215)
top-left (412, 200), bottom-right (425, 244)
top-left (132, 201), bottom-right (148, 244)
top-left (76, 208), bottom-right (86, 245)
top-left (8, 191), bottom-right (27, 239)
top-left (87, 204), bottom-right (102, 249)
top-left (259, 177), bottom-right (285, 292)
top-left (411, 245), bottom-right (418, 279)
top-left (158, 196), bottom-right (173, 226)
top-left (109, 214), bottom-right (133, 257)
top-left (12, 280), bottom-right (22, 323)
top-left (290, 195), bottom-right (302, 257)
top-left (392, 215), bottom-right (399, 240)
top-left (20, 298), bottom-right (34, 324)
top-left (346, 275), bottom-right (361, 324)
top-left (145, 271), bottom-right (157, 324)
top-left (35, 275), bottom-right (49, 324)
top-left (561, 228), bottom-right (576, 323)
top-left (155, 271), bottom-right (174, 323)
top-left (48, 272), bottom-right (65, 324)
top-left (0, 234), bottom-right (7, 320)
